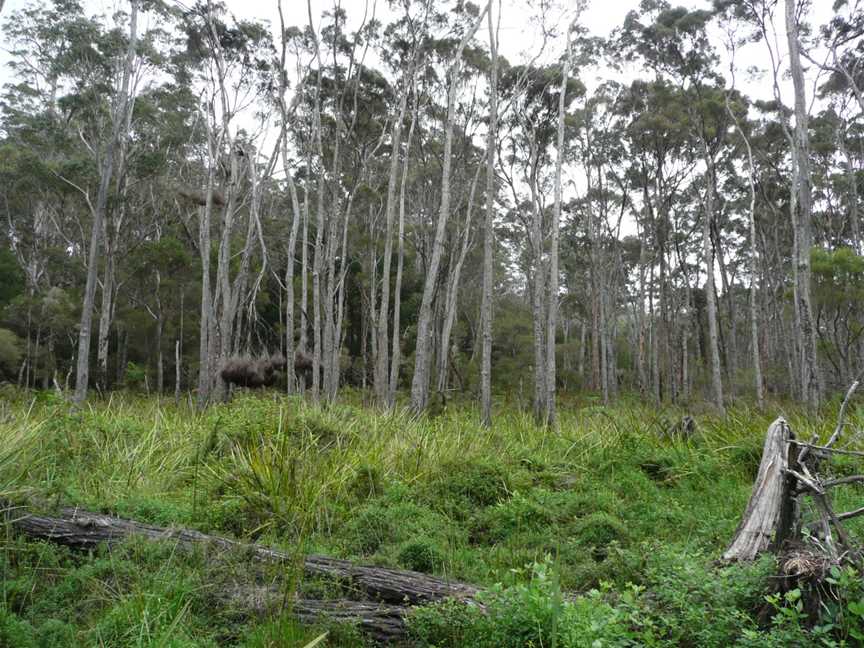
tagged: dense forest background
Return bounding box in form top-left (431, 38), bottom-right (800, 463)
top-left (1, 0), bottom-right (862, 421)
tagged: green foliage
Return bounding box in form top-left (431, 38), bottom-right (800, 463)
top-left (0, 328), bottom-right (22, 377)
top-left (398, 538), bottom-right (445, 573)
top-left (409, 559), bottom-right (640, 647)
top-left (0, 248), bottom-right (24, 308)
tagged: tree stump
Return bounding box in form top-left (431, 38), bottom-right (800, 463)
top-left (723, 417), bottom-right (796, 561)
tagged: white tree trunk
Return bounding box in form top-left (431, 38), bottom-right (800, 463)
top-left (545, 17), bottom-right (577, 426)
top-left (73, 0), bottom-right (138, 403)
top-left (374, 72), bottom-right (411, 405)
top-left (409, 4), bottom-right (488, 413)
top-left (480, 0), bottom-right (498, 427)
top-left (785, 0), bottom-right (821, 410)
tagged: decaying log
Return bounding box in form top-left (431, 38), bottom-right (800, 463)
top-left (723, 417), bottom-right (795, 561)
top-left (219, 584), bottom-right (408, 643)
top-left (4, 504), bottom-right (479, 606)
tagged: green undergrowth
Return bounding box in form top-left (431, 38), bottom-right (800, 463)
top-left (1, 387), bottom-right (864, 645)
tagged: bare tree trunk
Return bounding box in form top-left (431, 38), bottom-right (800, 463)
top-left (702, 155), bottom-right (725, 414)
top-left (96, 242), bottom-right (114, 392)
top-left (410, 4), bottom-right (488, 413)
top-left (529, 138), bottom-right (547, 422)
top-left (388, 85), bottom-right (418, 407)
top-left (727, 93), bottom-right (765, 408)
top-left (73, 0), bottom-right (138, 404)
top-left (282, 136), bottom-right (303, 393)
top-left (196, 168), bottom-right (215, 409)
top-left (175, 290), bottom-right (183, 404)
top-left (785, 0), bottom-right (821, 410)
top-left (374, 70), bottom-right (412, 405)
top-left (437, 164), bottom-right (481, 396)
top-left (480, 0), bottom-right (498, 427)
top-left (544, 16), bottom-right (577, 426)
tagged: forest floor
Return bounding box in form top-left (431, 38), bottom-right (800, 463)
top-left (1, 386), bottom-right (864, 646)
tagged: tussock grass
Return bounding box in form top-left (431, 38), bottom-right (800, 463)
top-left (3, 389), bottom-right (864, 645)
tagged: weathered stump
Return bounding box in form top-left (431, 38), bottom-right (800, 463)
top-left (723, 417), bottom-right (796, 561)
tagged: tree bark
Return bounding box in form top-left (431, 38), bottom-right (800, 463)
top-left (388, 83), bottom-right (418, 407)
top-left (437, 164), bottom-right (481, 396)
top-left (5, 504), bottom-right (480, 606)
top-left (727, 94), bottom-right (765, 409)
top-left (545, 17), bottom-right (577, 427)
top-left (702, 154), bottom-right (725, 414)
top-left (6, 504), bottom-right (484, 644)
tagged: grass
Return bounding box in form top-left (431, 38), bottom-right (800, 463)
top-left (2, 386), bottom-right (864, 645)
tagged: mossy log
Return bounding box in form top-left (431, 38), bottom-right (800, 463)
top-left (4, 503), bottom-right (479, 641)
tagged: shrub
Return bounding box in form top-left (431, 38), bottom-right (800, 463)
top-left (398, 539), bottom-right (444, 573)
top-left (431, 459), bottom-right (512, 515)
top-left (572, 511), bottom-right (629, 549)
top-left (470, 491), bottom-right (554, 545)
top-left (409, 559), bottom-right (640, 648)
top-left (0, 328), bottom-right (22, 378)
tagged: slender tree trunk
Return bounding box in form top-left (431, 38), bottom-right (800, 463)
top-left (197, 165), bottom-right (215, 409)
top-left (528, 138), bottom-right (547, 421)
top-left (96, 239), bottom-right (114, 392)
top-left (283, 134), bottom-right (303, 394)
top-left (785, 0), bottom-right (821, 410)
top-left (374, 71), bottom-right (411, 405)
top-left (545, 18), bottom-right (575, 426)
top-left (437, 164), bottom-right (481, 396)
top-left (388, 85), bottom-right (418, 407)
top-left (300, 166), bottom-right (310, 359)
top-left (702, 155), bottom-right (725, 414)
top-left (480, 0), bottom-right (498, 427)
top-left (73, 0), bottom-right (138, 403)
top-left (410, 4), bottom-right (488, 413)
top-left (728, 95), bottom-right (765, 408)
top-left (175, 290), bottom-right (183, 404)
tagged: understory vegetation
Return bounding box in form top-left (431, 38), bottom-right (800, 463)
top-left (1, 388), bottom-right (864, 646)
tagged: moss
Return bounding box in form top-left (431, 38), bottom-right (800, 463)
top-left (572, 511), bottom-right (629, 549)
top-left (434, 459), bottom-right (512, 507)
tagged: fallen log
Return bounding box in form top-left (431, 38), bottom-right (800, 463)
top-left (4, 503), bottom-right (479, 606)
top-left (219, 583), bottom-right (408, 643)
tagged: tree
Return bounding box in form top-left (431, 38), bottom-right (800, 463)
top-left (785, 0), bottom-right (822, 409)
top-left (480, 0), bottom-right (498, 426)
top-left (74, 0), bottom-right (139, 403)
top-left (410, 2), bottom-right (489, 414)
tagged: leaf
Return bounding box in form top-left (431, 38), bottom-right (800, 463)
top-left (302, 633), bottom-right (329, 648)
